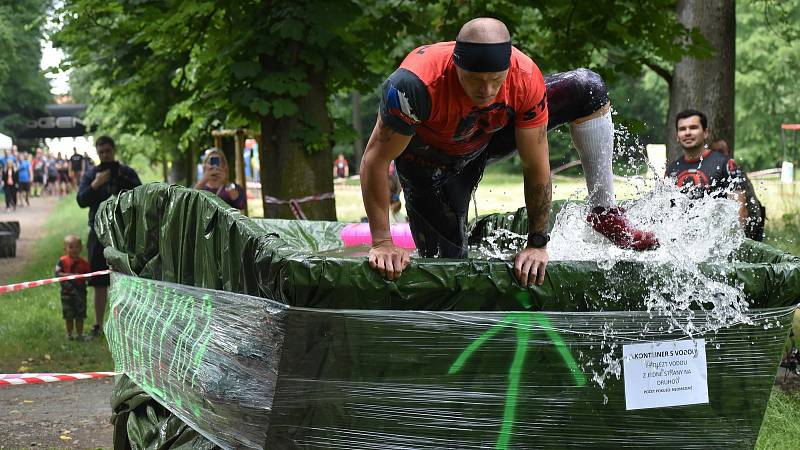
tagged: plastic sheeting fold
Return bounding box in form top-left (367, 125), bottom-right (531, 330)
top-left (96, 183), bottom-right (800, 449)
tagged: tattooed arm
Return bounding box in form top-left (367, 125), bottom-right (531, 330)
top-left (361, 116), bottom-right (413, 280)
top-left (514, 124), bottom-right (551, 286)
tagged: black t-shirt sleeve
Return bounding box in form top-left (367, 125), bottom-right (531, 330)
top-left (117, 166), bottom-right (142, 191)
top-left (76, 167), bottom-right (104, 208)
top-left (378, 68), bottom-right (431, 136)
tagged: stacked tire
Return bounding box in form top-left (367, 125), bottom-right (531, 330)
top-left (0, 221), bottom-right (19, 258)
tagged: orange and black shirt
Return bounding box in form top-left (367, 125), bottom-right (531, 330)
top-left (55, 255), bottom-right (91, 296)
top-left (379, 41), bottom-right (548, 156)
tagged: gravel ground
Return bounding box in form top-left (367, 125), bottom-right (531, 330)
top-left (0, 377), bottom-right (114, 449)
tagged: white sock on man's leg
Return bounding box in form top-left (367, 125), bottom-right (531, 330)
top-left (570, 110), bottom-right (616, 208)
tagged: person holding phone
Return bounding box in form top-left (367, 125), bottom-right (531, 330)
top-left (77, 135), bottom-right (142, 337)
top-left (194, 148), bottom-right (246, 211)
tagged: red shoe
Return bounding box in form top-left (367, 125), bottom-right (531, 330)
top-left (587, 206), bottom-right (659, 251)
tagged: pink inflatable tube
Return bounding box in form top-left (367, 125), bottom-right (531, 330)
top-left (340, 223), bottom-right (416, 249)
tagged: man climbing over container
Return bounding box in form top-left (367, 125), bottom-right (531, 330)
top-left (360, 17), bottom-right (658, 285)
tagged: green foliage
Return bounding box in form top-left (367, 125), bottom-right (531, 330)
top-left (56, 0), bottom-right (707, 180)
top-left (0, 0), bottom-right (51, 138)
top-left (56, 0), bottom-right (409, 158)
top-left (736, 1), bottom-right (800, 170)
top-left (329, 90), bottom-right (381, 162)
top-left (509, 1), bottom-right (711, 82)
top-left (330, 1), bottom-right (706, 173)
top-left (52, 0), bottom-right (195, 163)
top-left (610, 72), bottom-right (670, 145)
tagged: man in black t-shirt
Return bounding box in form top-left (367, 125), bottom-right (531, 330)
top-left (69, 147), bottom-right (84, 190)
top-left (77, 136), bottom-right (141, 337)
top-left (666, 109), bottom-right (749, 227)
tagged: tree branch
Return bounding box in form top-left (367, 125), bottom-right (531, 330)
top-left (643, 60), bottom-right (672, 86)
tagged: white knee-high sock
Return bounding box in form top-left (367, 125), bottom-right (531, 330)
top-left (569, 110), bottom-right (616, 208)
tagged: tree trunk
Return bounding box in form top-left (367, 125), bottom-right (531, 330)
top-left (220, 137), bottom-right (236, 183)
top-left (187, 143), bottom-right (198, 186)
top-left (260, 75), bottom-right (336, 220)
top-left (667, 0), bottom-right (735, 162)
top-left (352, 91), bottom-right (363, 173)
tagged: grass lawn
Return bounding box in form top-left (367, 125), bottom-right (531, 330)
top-left (756, 388), bottom-right (800, 449)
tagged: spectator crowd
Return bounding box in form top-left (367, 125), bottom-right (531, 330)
top-left (1, 145), bottom-right (95, 212)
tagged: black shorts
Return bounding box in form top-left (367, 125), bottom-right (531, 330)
top-left (33, 171), bottom-right (44, 183)
top-left (18, 182), bottom-right (30, 193)
top-left (396, 137), bottom-right (491, 258)
top-left (87, 229), bottom-right (110, 287)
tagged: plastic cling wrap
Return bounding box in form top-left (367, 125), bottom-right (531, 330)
top-left (106, 274), bottom-right (287, 449)
top-left (95, 184), bottom-right (800, 449)
top-left (106, 273), bottom-right (794, 449)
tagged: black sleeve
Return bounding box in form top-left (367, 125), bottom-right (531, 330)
top-left (117, 166), bottom-right (142, 191)
top-left (76, 167), bottom-right (104, 208)
top-left (378, 68), bottom-right (432, 136)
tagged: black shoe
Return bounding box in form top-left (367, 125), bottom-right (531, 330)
top-left (89, 325), bottom-right (102, 337)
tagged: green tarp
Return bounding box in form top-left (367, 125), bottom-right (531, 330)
top-left (96, 183), bottom-right (800, 449)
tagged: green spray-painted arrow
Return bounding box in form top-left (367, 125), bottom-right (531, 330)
top-left (448, 293), bottom-right (586, 449)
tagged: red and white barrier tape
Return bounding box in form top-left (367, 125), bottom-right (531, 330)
top-left (288, 199), bottom-right (307, 220)
top-left (0, 372), bottom-right (119, 386)
top-left (264, 192), bottom-right (334, 220)
top-left (0, 270), bottom-right (111, 294)
top-left (263, 192), bottom-right (334, 205)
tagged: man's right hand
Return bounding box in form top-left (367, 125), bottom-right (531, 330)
top-left (91, 170), bottom-right (112, 190)
top-left (368, 239), bottom-right (410, 281)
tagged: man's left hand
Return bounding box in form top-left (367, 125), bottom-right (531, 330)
top-left (513, 247), bottom-right (548, 286)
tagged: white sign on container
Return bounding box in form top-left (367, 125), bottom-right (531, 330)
top-left (623, 339), bottom-right (708, 410)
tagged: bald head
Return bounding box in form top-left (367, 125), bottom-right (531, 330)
top-left (456, 18), bottom-right (511, 43)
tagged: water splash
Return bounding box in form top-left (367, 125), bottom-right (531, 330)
top-left (473, 181), bottom-right (756, 390)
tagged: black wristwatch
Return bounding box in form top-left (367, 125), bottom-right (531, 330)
top-left (527, 232), bottom-right (550, 249)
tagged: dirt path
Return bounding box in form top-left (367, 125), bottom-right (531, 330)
top-left (0, 377), bottom-right (114, 449)
top-left (0, 195), bottom-right (61, 284)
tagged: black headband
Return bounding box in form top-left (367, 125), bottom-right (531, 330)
top-left (452, 40), bottom-right (512, 72)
